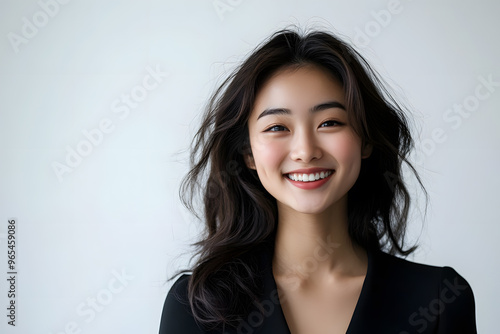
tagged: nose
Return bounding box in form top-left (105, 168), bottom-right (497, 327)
top-left (289, 129), bottom-right (322, 163)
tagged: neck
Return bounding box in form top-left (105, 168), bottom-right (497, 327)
top-left (272, 196), bottom-right (367, 286)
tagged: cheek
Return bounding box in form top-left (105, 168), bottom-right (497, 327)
top-left (328, 132), bottom-right (363, 168)
top-left (251, 139), bottom-right (285, 174)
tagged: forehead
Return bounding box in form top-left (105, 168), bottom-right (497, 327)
top-left (251, 65), bottom-right (345, 116)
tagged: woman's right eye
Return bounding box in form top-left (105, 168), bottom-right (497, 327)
top-left (264, 125), bottom-right (287, 132)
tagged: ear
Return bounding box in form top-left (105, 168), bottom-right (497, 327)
top-left (361, 142), bottom-right (373, 159)
top-left (244, 152), bottom-right (256, 170)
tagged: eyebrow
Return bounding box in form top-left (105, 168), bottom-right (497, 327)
top-left (257, 101), bottom-right (346, 120)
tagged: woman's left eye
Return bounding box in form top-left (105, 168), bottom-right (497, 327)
top-left (319, 120), bottom-right (342, 128)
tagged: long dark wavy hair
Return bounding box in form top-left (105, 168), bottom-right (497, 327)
top-left (178, 28), bottom-right (426, 330)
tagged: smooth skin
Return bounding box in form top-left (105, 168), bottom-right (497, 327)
top-left (246, 64), bottom-right (372, 334)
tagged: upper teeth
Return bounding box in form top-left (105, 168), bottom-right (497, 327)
top-left (287, 170), bottom-right (333, 182)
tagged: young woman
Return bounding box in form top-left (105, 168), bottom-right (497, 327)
top-left (159, 28), bottom-right (477, 333)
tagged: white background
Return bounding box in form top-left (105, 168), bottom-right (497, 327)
top-left (1, 0), bottom-right (499, 333)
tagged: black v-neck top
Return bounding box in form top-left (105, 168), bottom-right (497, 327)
top-left (159, 249), bottom-right (476, 333)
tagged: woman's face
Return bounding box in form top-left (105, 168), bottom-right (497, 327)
top-left (246, 64), bottom-right (371, 215)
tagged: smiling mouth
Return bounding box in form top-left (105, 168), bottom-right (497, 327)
top-left (285, 170), bottom-right (334, 182)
